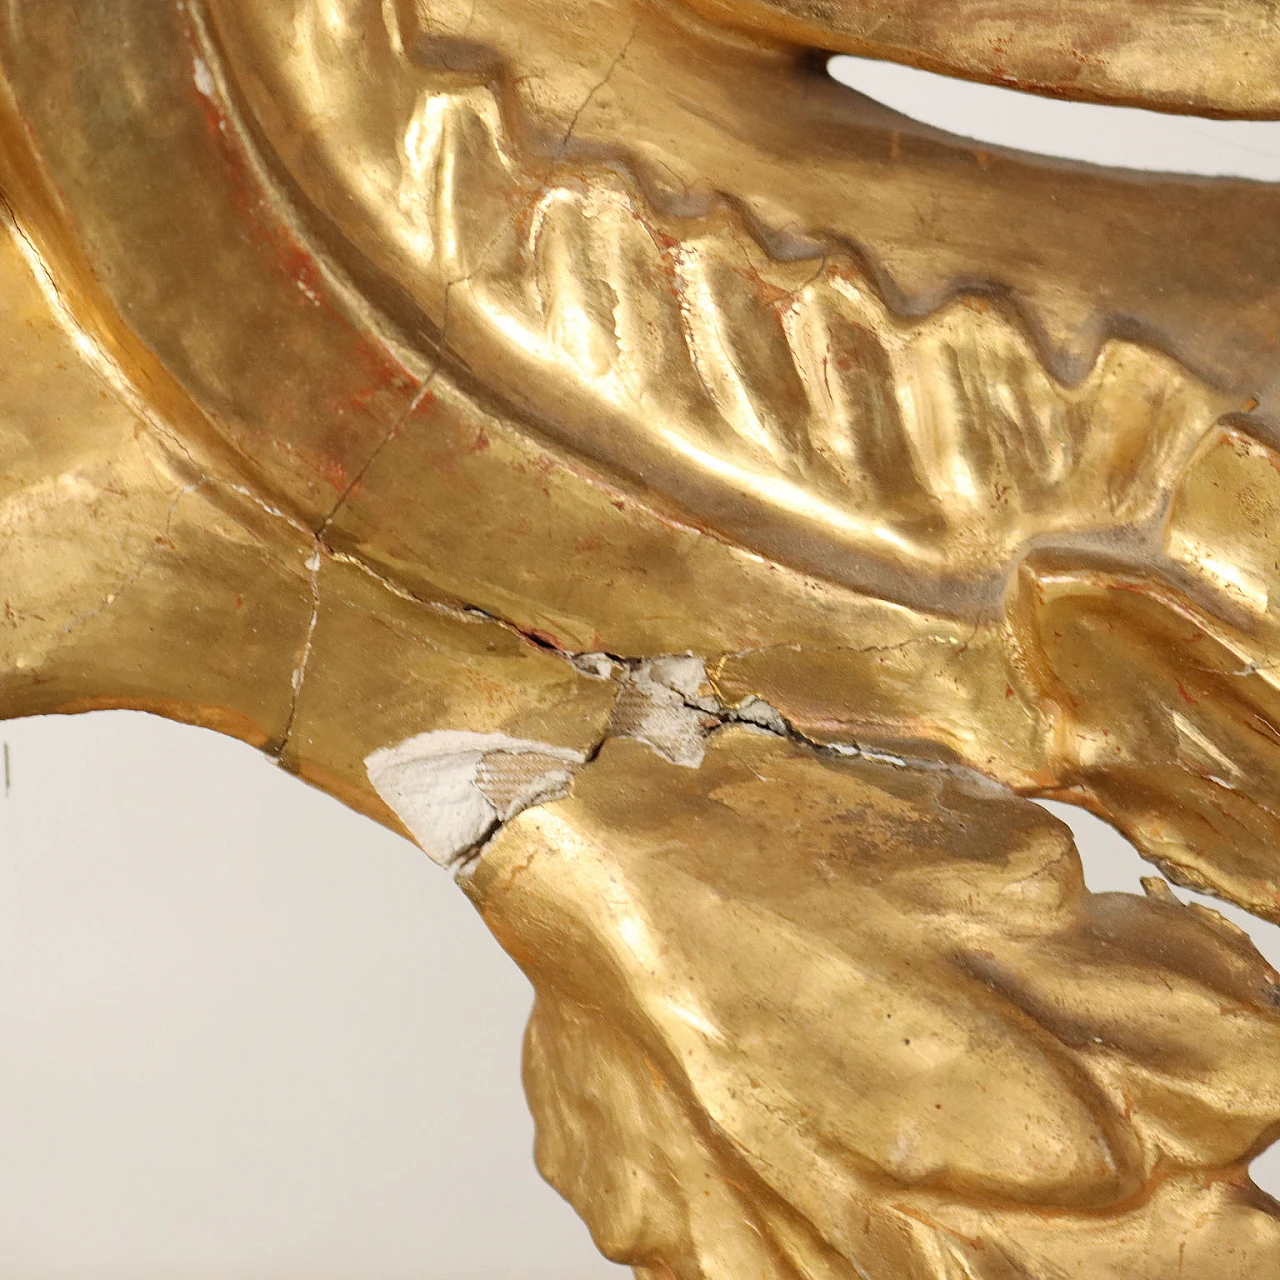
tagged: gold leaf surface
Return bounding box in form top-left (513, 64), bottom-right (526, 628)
top-left (4, 4), bottom-right (1280, 1275)
top-left (472, 731), bottom-right (1280, 1278)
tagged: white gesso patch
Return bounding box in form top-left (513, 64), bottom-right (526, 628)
top-left (580, 652), bottom-right (795, 768)
top-left (365, 731), bottom-right (586, 868)
top-left (606, 655), bottom-right (721, 769)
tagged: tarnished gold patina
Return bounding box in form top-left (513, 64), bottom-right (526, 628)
top-left (4, 1), bottom-right (1280, 1275)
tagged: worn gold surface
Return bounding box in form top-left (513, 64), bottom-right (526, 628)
top-left (685, 0), bottom-right (1280, 115)
top-left (476, 732), bottom-right (1280, 1277)
top-left (3, 1), bottom-right (1280, 1275)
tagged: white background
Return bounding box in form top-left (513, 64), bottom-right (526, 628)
top-left (3, 58), bottom-right (1280, 1279)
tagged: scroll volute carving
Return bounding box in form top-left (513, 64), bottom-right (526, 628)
top-left (2, 1), bottom-right (1280, 1277)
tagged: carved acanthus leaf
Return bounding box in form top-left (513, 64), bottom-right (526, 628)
top-left (364, 74), bottom-right (1237, 593)
top-left (468, 730), bottom-right (1280, 1278)
top-left (202, 5), bottom-right (1241, 601)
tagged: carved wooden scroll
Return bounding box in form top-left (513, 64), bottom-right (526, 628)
top-left (3, 2), bottom-right (1280, 1275)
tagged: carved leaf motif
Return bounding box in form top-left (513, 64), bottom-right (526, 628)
top-left (991, 427), bottom-right (1280, 923)
top-left (205, 11), bottom-right (1238, 595)
top-left (468, 730), bottom-right (1280, 1278)
top-left (391, 82), bottom-right (1233, 588)
top-left (678, 0), bottom-right (1280, 117)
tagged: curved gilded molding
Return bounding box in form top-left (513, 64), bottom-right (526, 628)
top-left (681, 0), bottom-right (1280, 116)
top-left (201, 0), bottom-right (1244, 605)
top-left (218, 50), bottom-right (1235, 599)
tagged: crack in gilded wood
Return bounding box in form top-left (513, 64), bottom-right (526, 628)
top-left (4, 2), bottom-right (1280, 1276)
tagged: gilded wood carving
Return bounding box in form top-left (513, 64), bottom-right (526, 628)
top-left (4, 2), bottom-right (1280, 1274)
